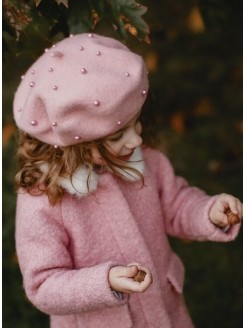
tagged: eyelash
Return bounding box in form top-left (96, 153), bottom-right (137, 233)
top-left (108, 120), bottom-right (141, 143)
top-left (109, 133), bottom-right (123, 142)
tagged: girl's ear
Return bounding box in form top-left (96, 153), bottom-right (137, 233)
top-left (89, 145), bottom-right (106, 166)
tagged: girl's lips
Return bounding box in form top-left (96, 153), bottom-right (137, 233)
top-left (119, 151), bottom-right (134, 161)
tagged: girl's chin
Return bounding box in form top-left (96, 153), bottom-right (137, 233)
top-left (118, 151), bottom-right (134, 161)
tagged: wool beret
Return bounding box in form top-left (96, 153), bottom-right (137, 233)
top-left (13, 33), bottom-right (149, 147)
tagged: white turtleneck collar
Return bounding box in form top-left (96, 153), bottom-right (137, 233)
top-left (40, 147), bottom-right (144, 197)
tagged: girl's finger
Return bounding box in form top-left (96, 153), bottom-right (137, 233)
top-left (124, 273), bottom-right (153, 293)
top-left (221, 194), bottom-right (240, 215)
top-left (216, 214), bottom-right (230, 228)
top-left (111, 265), bottom-right (139, 278)
top-left (122, 265), bottom-right (139, 278)
top-left (235, 199), bottom-right (243, 219)
top-left (127, 263), bottom-right (152, 275)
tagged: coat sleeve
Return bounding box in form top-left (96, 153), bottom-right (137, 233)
top-left (15, 192), bottom-right (127, 316)
top-left (152, 150), bottom-right (241, 242)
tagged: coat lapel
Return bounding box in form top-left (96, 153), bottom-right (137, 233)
top-left (96, 173), bottom-right (172, 327)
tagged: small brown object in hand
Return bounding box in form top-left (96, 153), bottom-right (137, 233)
top-left (133, 270), bottom-right (146, 283)
top-left (225, 208), bottom-right (240, 225)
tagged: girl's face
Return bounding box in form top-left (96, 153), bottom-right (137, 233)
top-left (91, 111), bottom-right (143, 165)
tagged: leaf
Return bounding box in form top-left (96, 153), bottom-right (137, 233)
top-left (2, 124), bottom-right (16, 145)
top-left (90, 0), bottom-right (149, 41)
top-left (187, 6), bottom-right (205, 33)
top-left (170, 112), bottom-right (186, 135)
top-left (34, 0), bottom-right (43, 7)
top-left (113, 0), bottom-right (150, 42)
top-left (53, 0), bottom-right (69, 8)
top-left (91, 9), bottom-right (101, 29)
top-left (145, 51), bottom-right (159, 73)
top-left (3, 1), bottom-right (33, 39)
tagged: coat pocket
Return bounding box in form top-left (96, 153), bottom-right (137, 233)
top-left (166, 253), bottom-right (185, 294)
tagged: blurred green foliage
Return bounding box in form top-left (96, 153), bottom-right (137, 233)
top-left (3, 1), bottom-right (242, 327)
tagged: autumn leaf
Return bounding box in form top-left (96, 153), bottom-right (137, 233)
top-left (105, 0), bottom-right (149, 42)
top-left (34, 0), bottom-right (69, 8)
top-left (118, 0), bottom-right (149, 41)
top-left (91, 10), bottom-right (101, 29)
top-left (187, 6), bottom-right (205, 33)
top-left (53, 0), bottom-right (69, 8)
top-left (3, 1), bottom-right (33, 39)
top-left (34, 0), bottom-right (42, 7)
top-left (170, 112), bottom-right (186, 135)
top-left (2, 124), bottom-right (16, 145)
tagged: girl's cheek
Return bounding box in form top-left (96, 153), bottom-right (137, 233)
top-left (104, 141), bottom-right (122, 156)
top-left (136, 121), bottom-right (142, 135)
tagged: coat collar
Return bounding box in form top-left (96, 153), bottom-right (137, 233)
top-left (40, 147), bottom-right (144, 197)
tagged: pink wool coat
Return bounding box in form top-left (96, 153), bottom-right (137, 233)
top-left (15, 147), bottom-right (240, 328)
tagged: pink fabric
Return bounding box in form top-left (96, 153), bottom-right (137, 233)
top-left (13, 33), bottom-right (148, 146)
top-left (15, 147), bottom-right (241, 327)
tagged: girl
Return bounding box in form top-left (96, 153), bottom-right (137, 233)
top-left (14, 33), bottom-right (242, 328)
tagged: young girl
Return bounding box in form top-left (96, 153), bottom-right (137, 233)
top-left (14, 33), bottom-right (242, 328)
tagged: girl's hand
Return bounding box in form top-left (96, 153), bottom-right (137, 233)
top-left (109, 263), bottom-right (153, 294)
top-left (209, 193), bottom-right (243, 228)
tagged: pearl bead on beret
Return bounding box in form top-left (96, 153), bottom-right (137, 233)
top-left (13, 33), bottom-right (149, 147)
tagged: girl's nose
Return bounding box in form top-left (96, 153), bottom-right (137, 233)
top-left (125, 132), bottom-right (143, 149)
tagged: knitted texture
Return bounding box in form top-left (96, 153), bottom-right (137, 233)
top-left (13, 33), bottom-right (149, 146)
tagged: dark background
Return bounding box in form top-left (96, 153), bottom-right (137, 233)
top-left (3, 1), bottom-right (242, 327)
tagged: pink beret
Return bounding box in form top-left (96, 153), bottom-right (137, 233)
top-left (13, 33), bottom-right (149, 146)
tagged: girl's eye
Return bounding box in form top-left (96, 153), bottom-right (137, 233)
top-left (108, 132), bottom-right (123, 142)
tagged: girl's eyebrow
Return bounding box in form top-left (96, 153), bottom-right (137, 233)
top-left (106, 128), bottom-right (124, 139)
